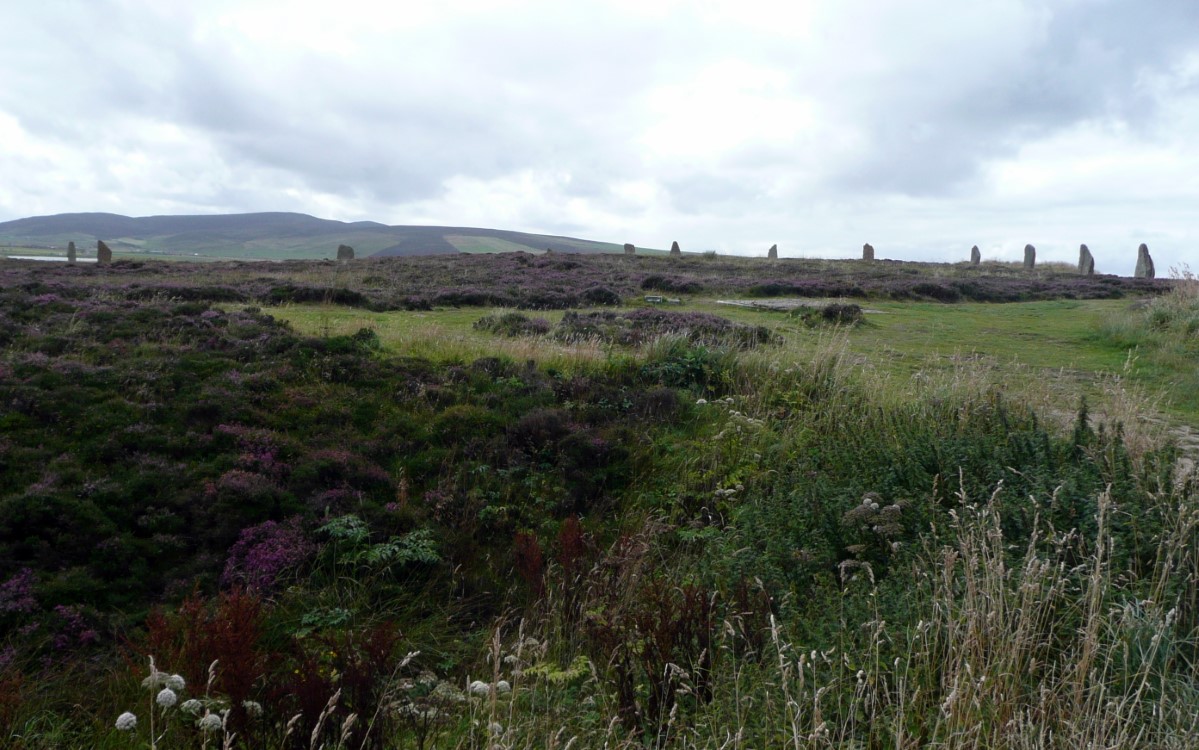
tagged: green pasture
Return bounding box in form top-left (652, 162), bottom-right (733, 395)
top-left (263, 295), bottom-right (1198, 425)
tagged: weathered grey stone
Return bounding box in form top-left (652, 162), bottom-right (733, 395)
top-left (1078, 244), bottom-right (1094, 275)
top-left (623, 242), bottom-right (635, 255)
top-left (767, 244), bottom-right (778, 260)
top-left (96, 240), bottom-right (112, 265)
top-left (670, 241), bottom-right (681, 256)
top-left (970, 245), bottom-right (980, 265)
top-left (67, 241), bottom-right (76, 263)
top-left (862, 243), bottom-right (875, 261)
top-left (1135, 243), bottom-right (1154, 279)
top-left (336, 244), bottom-right (354, 262)
top-left (1023, 244), bottom-right (1035, 269)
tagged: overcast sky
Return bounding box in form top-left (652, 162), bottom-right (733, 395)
top-left (1, 0), bottom-right (1196, 273)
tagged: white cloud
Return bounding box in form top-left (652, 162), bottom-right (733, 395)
top-left (0, 0), bottom-right (1196, 273)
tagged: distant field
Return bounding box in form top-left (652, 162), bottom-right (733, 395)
top-left (264, 295), bottom-right (1198, 427)
top-left (445, 235), bottom-right (544, 254)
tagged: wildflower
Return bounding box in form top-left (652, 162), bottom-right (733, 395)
top-left (242, 700), bottom-right (264, 718)
top-left (166, 674), bottom-right (186, 691)
top-left (115, 712), bottom-right (138, 731)
top-left (156, 687), bottom-right (178, 708)
top-left (489, 722), bottom-right (504, 735)
top-left (197, 713), bottom-right (224, 732)
top-left (468, 680), bottom-right (490, 696)
top-left (695, 398), bottom-right (707, 405)
top-left (495, 680), bottom-right (511, 694)
top-left (180, 699), bottom-right (203, 715)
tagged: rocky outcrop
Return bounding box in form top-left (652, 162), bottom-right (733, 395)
top-left (96, 240), bottom-right (112, 265)
top-left (67, 241), bottom-right (76, 263)
top-left (670, 241), bottom-right (681, 256)
top-left (862, 243), bottom-right (874, 261)
top-left (623, 243), bottom-right (636, 255)
top-left (767, 244), bottom-right (778, 260)
top-left (336, 244), bottom-right (355, 262)
top-left (1078, 244), bottom-right (1095, 275)
top-left (970, 245), bottom-right (980, 265)
top-left (1023, 244), bottom-right (1035, 269)
top-left (1135, 243), bottom-right (1154, 279)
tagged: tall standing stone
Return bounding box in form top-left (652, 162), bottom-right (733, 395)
top-left (67, 241), bottom-right (77, 263)
top-left (623, 243), bottom-right (636, 255)
top-left (96, 240), bottom-right (112, 265)
top-left (1023, 244), bottom-right (1036, 269)
top-left (336, 244), bottom-right (355, 262)
top-left (670, 241), bottom-right (681, 256)
top-left (862, 243), bottom-right (875, 261)
top-left (970, 245), bottom-right (980, 265)
top-left (1135, 243), bottom-right (1155, 279)
top-left (1078, 244), bottom-right (1095, 275)
top-left (767, 244), bottom-right (778, 260)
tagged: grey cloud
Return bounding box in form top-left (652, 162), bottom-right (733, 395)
top-left (826, 2), bottom-right (1199, 196)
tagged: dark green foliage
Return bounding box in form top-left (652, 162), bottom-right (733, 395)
top-left (0, 265), bottom-right (1191, 747)
top-left (473, 312), bottom-right (552, 337)
top-left (791, 302), bottom-right (865, 327)
top-left (553, 309), bottom-right (776, 349)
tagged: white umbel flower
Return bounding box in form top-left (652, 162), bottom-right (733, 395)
top-left (115, 712), bottom-right (138, 731)
top-left (495, 680), bottom-right (511, 694)
top-left (197, 713), bottom-right (224, 732)
top-left (166, 674), bottom-right (186, 691)
top-left (468, 680), bottom-right (490, 696)
top-left (180, 699), bottom-right (203, 715)
top-left (156, 688), bottom-right (178, 708)
top-left (242, 700), bottom-right (263, 718)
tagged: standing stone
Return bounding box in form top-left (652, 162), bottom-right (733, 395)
top-left (1023, 244), bottom-right (1036, 269)
top-left (96, 240), bottom-right (112, 265)
top-left (862, 243), bottom-right (875, 261)
top-left (767, 244), bottom-right (778, 260)
top-left (1078, 244), bottom-right (1095, 275)
top-left (623, 243), bottom-right (636, 255)
top-left (67, 241), bottom-right (77, 263)
top-left (336, 244), bottom-right (354, 262)
top-left (544, 247), bottom-right (554, 255)
top-left (970, 245), bottom-right (980, 265)
top-left (1135, 243), bottom-right (1155, 279)
top-left (670, 241), bottom-right (681, 256)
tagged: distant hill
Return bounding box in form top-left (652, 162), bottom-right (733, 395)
top-left (0, 212), bottom-right (651, 260)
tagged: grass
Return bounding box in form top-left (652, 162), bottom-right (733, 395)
top-left (265, 295), bottom-right (1198, 428)
top-left (4, 256), bottom-right (1197, 749)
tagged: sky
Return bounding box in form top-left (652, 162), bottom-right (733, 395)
top-left (1, 0), bottom-right (1196, 274)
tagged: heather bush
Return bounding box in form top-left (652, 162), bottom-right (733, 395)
top-left (554, 309), bottom-right (775, 348)
top-left (472, 312), bottom-right (551, 337)
top-left (1, 257), bottom-right (1196, 748)
top-left (791, 301), bottom-right (865, 327)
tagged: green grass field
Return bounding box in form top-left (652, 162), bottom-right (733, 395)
top-left (263, 296), bottom-right (1198, 432)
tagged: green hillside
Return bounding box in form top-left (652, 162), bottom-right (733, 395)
top-left (0, 212), bottom-right (658, 260)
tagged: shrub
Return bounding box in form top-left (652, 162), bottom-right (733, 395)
top-left (580, 285), bottom-right (622, 306)
top-left (473, 312), bottom-right (552, 337)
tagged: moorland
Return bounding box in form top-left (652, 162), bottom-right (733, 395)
top-left (1, 252), bottom-right (1198, 749)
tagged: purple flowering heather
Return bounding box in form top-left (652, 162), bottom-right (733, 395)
top-left (221, 517), bottom-right (314, 591)
top-left (0, 569), bottom-right (36, 615)
top-left (51, 605), bottom-right (99, 650)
